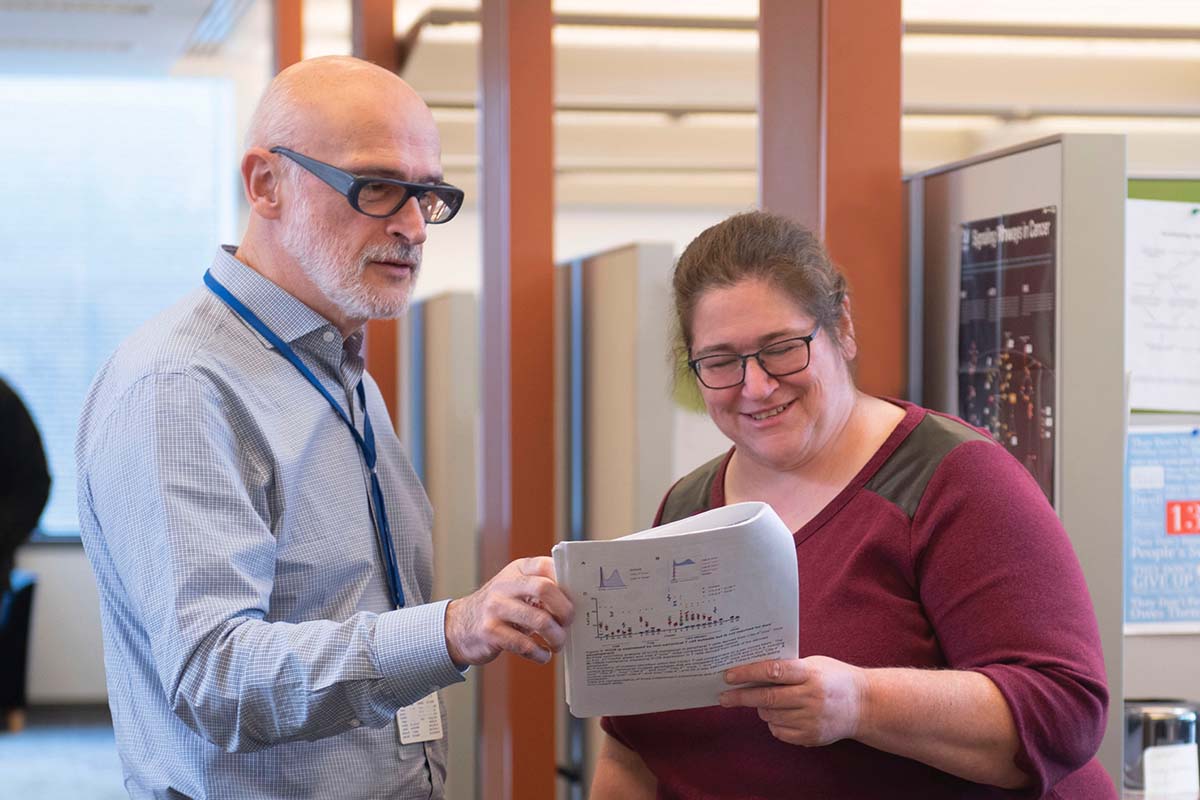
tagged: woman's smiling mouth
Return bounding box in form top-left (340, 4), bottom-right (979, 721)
top-left (747, 399), bottom-right (795, 421)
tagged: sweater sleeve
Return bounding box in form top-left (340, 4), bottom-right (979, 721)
top-left (910, 439), bottom-right (1108, 797)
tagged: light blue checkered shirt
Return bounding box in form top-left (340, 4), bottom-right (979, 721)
top-left (76, 247), bottom-right (465, 799)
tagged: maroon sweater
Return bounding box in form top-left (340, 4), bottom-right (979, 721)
top-left (602, 402), bottom-right (1114, 799)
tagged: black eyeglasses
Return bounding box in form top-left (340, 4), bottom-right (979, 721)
top-left (688, 327), bottom-right (820, 390)
top-left (270, 146), bottom-right (465, 224)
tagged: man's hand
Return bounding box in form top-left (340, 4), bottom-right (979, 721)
top-left (719, 656), bottom-right (867, 747)
top-left (444, 556), bottom-right (575, 667)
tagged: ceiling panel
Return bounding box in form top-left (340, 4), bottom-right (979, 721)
top-left (5, 0), bottom-right (1199, 203)
top-left (0, 0), bottom-right (244, 74)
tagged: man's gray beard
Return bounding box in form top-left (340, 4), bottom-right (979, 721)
top-left (282, 194), bottom-right (422, 322)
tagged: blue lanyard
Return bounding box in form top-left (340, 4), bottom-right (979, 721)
top-left (204, 270), bottom-right (406, 609)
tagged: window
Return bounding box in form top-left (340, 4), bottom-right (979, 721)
top-left (0, 77), bottom-right (237, 537)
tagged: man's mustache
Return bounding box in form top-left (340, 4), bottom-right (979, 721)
top-left (359, 243), bottom-right (422, 270)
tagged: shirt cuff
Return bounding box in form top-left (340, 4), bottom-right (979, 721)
top-left (374, 599), bottom-right (467, 693)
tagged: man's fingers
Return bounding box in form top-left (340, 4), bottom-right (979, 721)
top-left (495, 557), bottom-right (579, 628)
top-left (451, 557), bottom-right (575, 667)
top-left (498, 570), bottom-right (576, 627)
top-left (493, 623), bottom-right (552, 664)
top-left (518, 556), bottom-right (556, 579)
top-left (501, 595), bottom-right (568, 650)
top-left (724, 658), bottom-right (807, 686)
top-left (519, 577), bottom-right (575, 626)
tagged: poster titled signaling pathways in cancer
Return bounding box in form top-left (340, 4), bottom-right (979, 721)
top-left (959, 207), bottom-right (1057, 502)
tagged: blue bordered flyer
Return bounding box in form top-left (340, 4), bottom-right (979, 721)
top-left (1125, 425), bottom-right (1200, 634)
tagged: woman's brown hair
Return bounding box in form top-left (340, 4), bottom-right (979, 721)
top-left (673, 211), bottom-right (850, 356)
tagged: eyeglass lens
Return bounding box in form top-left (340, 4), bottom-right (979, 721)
top-left (356, 180), bottom-right (458, 223)
top-left (694, 338), bottom-right (811, 389)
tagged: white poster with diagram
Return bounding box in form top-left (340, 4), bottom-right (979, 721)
top-left (1127, 199), bottom-right (1200, 412)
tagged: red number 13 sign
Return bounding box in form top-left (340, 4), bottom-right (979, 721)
top-left (1166, 501), bottom-right (1200, 534)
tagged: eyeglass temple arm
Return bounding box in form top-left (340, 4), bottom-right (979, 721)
top-left (270, 148), bottom-right (356, 196)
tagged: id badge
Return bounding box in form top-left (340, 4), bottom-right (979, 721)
top-left (396, 692), bottom-right (444, 745)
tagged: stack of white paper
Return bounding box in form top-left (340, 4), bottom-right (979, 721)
top-left (552, 501), bottom-right (799, 718)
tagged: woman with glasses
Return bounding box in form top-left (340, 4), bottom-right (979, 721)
top-left (590, 212), bottom-right (1113, 799)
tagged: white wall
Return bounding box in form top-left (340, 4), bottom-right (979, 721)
top-left (14, 546), bottom-right (107, 703)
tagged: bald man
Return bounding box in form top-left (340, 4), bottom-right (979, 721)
top-left (76, 57), bottom-right (572, 799)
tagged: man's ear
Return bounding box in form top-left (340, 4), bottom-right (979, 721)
top-left (242, 147), bottom-right (284, 220)
top-left (836, 295), bottom-right (858, 361)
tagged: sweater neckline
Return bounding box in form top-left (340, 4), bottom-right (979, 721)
top-left (709, 398), bottom-right (926, 545)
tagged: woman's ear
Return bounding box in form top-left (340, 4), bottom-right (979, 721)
top-left (242, 147), bottom-right (284, 220)
top-left (836, 295), bottom-right (858, 361)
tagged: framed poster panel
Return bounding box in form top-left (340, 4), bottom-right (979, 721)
top-left (958, 207), bottom-right (1058, 500)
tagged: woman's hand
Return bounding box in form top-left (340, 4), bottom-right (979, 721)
top-left (722, 658), bottom-right (1031, 789)
top-left (719, 656), bottom-right (868, 747)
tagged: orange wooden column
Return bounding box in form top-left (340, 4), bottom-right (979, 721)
top-left (759, 0), bottom-right (905, 398)
top-left (759, 0), bottom-right (822, 233)
top-left (478, 1), bottom-right (557, 799)
top-left (272, 0), bottom-right (302, 73)
top-left (352, 0), bottom-right (402, 419)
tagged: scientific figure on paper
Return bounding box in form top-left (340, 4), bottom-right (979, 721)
top-left (589, 211), bottom-right (1113, 799)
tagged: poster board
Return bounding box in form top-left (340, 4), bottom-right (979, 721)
top-left (958, 207), bottom-right (1058, 500)
top-left (908, 134), bottom-right (1127, 785)
top-left (1126, 198), bottom-right (1200, 412)
top-left (1124, 178), bottom-right (1200, 701)
top-left (1125, 426), bottom-right (1200, 634)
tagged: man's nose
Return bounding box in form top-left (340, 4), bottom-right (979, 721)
top-left (385, 197), bottom-right (428, 245)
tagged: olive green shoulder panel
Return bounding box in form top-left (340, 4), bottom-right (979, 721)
top-left (659, 453), bottom-right (727, 525)
top-left (864, 412), bottom-right (994, 519)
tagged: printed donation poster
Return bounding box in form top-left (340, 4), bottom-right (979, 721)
top-left (1125, 427), bottom-right (1200, 634)
top-left (959, 207), bottom-right (1058, 502)
top-left (552, 502), bottom-right (799, 717)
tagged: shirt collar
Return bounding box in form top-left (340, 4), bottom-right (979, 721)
top-left (209, 245), bottom-right (338, 346)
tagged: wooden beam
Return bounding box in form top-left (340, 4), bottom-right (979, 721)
top-left (823, 0), bottom-right (904, 398)
top-left (353, 0), bottom-right (399, 73)
top-left (272, 0), bottom-right (302, 73)
top-left (478, 1), bottom-right (557, 799)
top-left (351, 0), bottom-right (401, 420)
top-left (759, 0), bottom-right (905, 398)
top-left (758, 0), bottom-right (822, 232)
